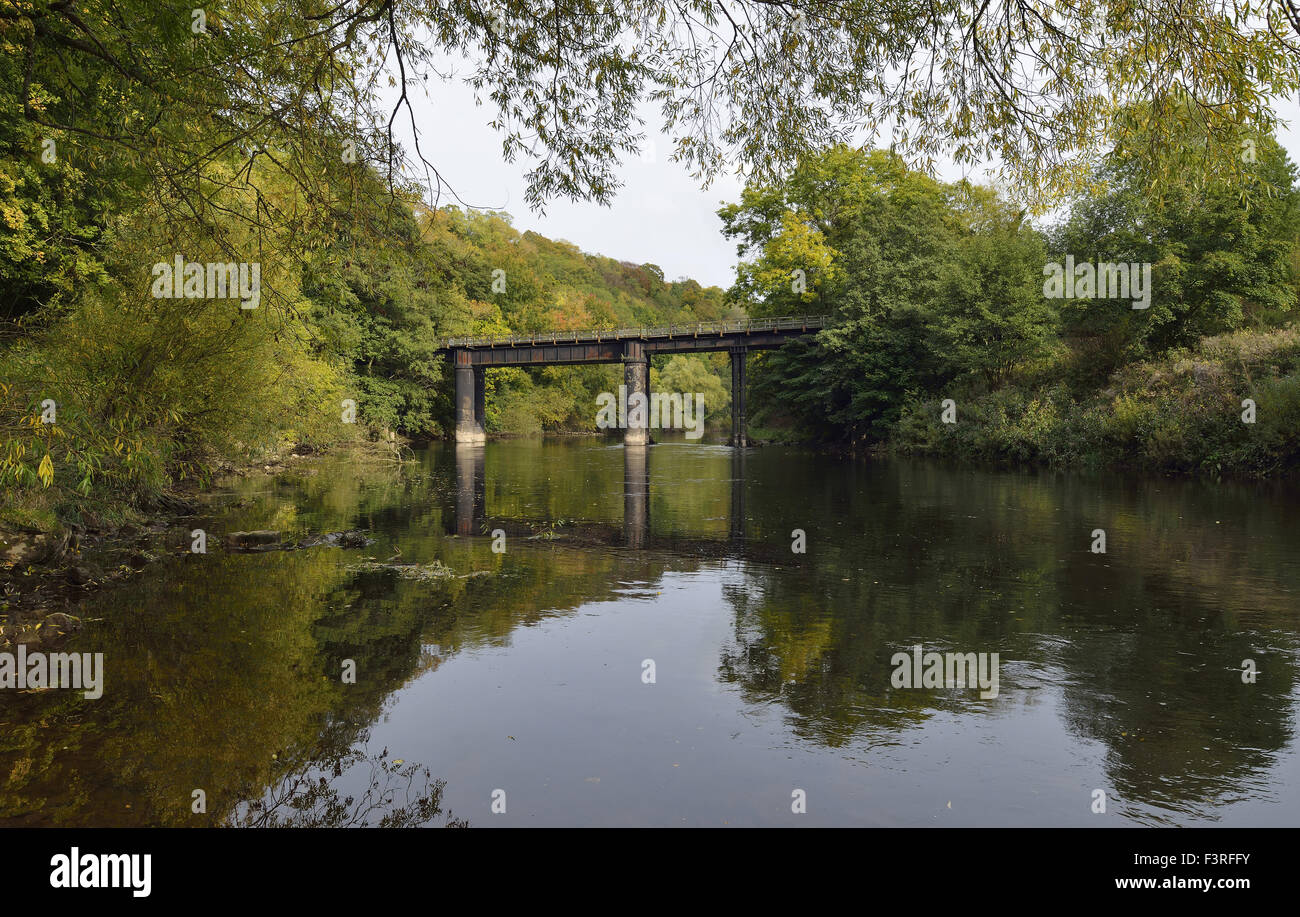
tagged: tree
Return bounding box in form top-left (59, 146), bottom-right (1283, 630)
top-left (1054, 111), bottom-right (1300, 366)
top-left (935, 191), bottom-right (1055, 387)
top-left (722, 146), bottom-right (1054, 440)
top-left (654, 354), bottom-right (730, 426)
top-left (6, 0), bottom-right (1297, 243)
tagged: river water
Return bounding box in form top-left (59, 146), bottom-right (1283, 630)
top-left (4, 438), bottom-right (1299, 826)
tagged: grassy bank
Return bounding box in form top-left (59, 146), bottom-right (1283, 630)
top-left (889, 326), bottom-right (1300, 477)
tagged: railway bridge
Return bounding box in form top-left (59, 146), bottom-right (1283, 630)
top-left (437, 315), bottom-right (826, 446)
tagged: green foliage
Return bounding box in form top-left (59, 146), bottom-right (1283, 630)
top-left (1053, 112), bottom-right (1300, 368)
top-left (654, 355), bottom-right (730, 426)
top-left (934, 192), bottom-right (1056, 387)
top-left (722, 124), bottom-right (1300, 478)
top-left (428, 0), bottom-right (1300, 212)
top-left (723, 146), bottom-right (1054, 441)
top-left (0, 184), bottom-right (356, 520)
top-left (8, 1), bottom-right (1293, 257)
top-left (891, 327), bottom-right (1300, 477)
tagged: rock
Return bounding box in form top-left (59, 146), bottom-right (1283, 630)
top-left (224, 530), bottom-right (375, 553)
top-left (1, 533), bottom-right (34, 565)
top-left (152, 492), bottom-right (199, 514)
top-left (348, 556), bottom-right (460, 580)
top-left (66, 566), bottom-right (94, 586)
top-left (1, 530), bottom-right (73, 566)
top-left (127, 552), bottom-right (153, 570)
top-left (227, 531), bottom-right (283, 549)
top-left (42, 612), bottom-right (82, 634)
top-left (295, 531), bottom-right (374, 550)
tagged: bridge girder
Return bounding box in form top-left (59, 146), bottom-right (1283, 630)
top-left (445, 329), bottom-right (814, 367)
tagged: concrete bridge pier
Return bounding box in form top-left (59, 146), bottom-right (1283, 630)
top-left (623, 340), bottom-right (649, 447)
top-left (453, 354), bottom-right (487, 443)
top-left (730, 346), bottom-right (748, 447)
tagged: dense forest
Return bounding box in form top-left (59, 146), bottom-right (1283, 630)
top-left (0, 158), bottom-right (733, 530)
top-left (723, 121), bottom-right (1300, 476)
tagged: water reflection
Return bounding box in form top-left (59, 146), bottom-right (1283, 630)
top-left (451, 443), bottom-right (484, 538)
top-left (447, 438), bottom-right (759, 557)
top-left (229, 747), bottom-right (468, 828)
top-left (624, 445), bottom-right (649, 549)
top-left (2, 440), bottom-right (1298, 826)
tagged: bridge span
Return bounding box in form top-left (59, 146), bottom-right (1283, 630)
top-left (438, 316), bottom-right (826, 446)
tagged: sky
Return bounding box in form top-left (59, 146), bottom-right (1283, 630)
top-left (405, 72), bottom-right (1300, 292)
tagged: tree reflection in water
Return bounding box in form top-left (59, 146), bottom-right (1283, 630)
top-left (229, 748), bottom-right (468, 828)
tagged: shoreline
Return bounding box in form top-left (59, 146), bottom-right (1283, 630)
top-left (0, 439), bottom-right (399, 646)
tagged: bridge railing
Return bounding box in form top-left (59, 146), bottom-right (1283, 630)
top-left (441, 314), bottom-right (828, 349)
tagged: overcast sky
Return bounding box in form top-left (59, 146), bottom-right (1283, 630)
top-left (405, 75), bottom-right (1300, 291)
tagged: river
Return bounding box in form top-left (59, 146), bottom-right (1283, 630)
top-left (3, 438), bottom-right (1299, 827)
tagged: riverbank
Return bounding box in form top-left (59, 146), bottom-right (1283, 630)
top-left (888, 327), bottom-right (1300, 478)
top-left (0, 439), bottom-right (403, 641)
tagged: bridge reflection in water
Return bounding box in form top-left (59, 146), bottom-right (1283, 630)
top-left (449, 443), bottom-right (757, 556)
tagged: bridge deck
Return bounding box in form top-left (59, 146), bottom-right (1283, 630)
top-left (440, 315), bottom-right (826, 353)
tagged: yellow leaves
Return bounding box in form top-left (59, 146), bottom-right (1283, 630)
top-left (37, 453), bottom-right (53, 488)
top-left (1, 201), bottom-right (27, 231)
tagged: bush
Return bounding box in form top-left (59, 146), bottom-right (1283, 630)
top-left (889, 326), bottom-right (1300, 477)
